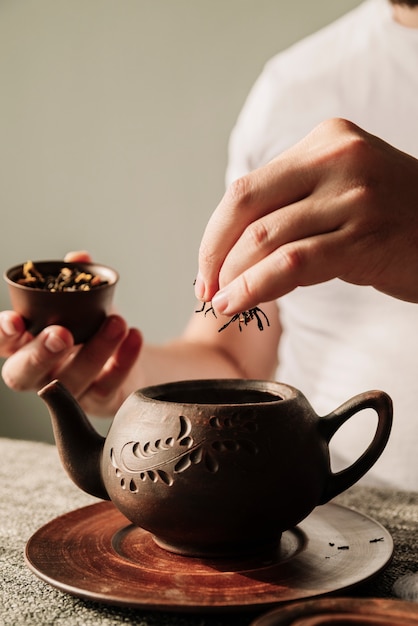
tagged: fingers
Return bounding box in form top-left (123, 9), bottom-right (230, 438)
top-left (1, 313), bottom-right (134, 399)
top-left (195, 144), bottom-right (317, 303)
top-left (216, 195), bottom-right (345, 291)
top-left (197, 172), bottom-right (348, 315)
top-left (2, 325), bottom-right (74, 391)
top-left (64, 250), bottom-right (93, 263)
top-left (0, 311), bottom-right (28, 357)
top-left (78, 328), bottom-right (143, 416)
top-left (195, 118), bottom-right (380, 311)
top-left (212, 229), bottom-right (349, 315)
top-left (55, 315), bottom-right (130, 397)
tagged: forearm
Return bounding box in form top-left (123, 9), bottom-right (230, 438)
top-left (135, 339), bottom-right (246, 388)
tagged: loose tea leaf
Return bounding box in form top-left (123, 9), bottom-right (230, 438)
top-left (195, 301), bottom-right (270, 333)
top-left (17, 260), bottom-right (108, 292)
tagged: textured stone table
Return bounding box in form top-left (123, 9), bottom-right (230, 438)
top-left (1, 437), bottom-right (417, 625)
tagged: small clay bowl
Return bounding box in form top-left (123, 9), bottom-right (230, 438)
top-left (4, 260), bottom-right (118, 344)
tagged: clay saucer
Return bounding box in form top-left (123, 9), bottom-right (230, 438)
top-left (251, 597), bottom-right (418, 625)
top-left (25, 501), bottom-right (393, 612)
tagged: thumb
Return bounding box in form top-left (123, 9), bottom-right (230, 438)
top-left (64, 250), bottom-right (93, 263)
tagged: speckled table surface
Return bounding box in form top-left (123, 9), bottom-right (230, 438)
top-left (1, 437), bottom-right (417, 626)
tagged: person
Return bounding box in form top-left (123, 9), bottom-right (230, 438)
top-left (1, 0), bottom-right (418, 490)
top-left (194, 0), bottom-right (418, 493)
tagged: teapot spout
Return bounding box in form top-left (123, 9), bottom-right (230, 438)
top-left (38, 379), bottom-right (109, 501)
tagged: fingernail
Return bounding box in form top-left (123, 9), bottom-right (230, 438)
top-left (194, 273), bottom-right (205, 300)
top-left (44, 331), bottom-right (67, 353)
top-left (0, 315), bottom-right (19, 337)
top-left (212, 289), bottom-right (229, 314)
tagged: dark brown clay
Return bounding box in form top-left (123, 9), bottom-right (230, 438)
top-left (38, 379), bottom-right (393, 558)
top-left (25, 500), bottom-right (394, 610)
top-left (251, 597), bottom-right (418, 626)
top-left (4, 260), bottom-right (118, 344)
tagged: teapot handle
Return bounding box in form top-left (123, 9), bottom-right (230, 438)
top-left (318, 390), bottom-right (393, 503)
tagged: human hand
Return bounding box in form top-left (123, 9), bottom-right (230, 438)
top-left (195, 118), bottom-right (418, 313)
top-left (1, 251), bottom-right (142, 416)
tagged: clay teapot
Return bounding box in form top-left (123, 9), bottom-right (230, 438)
top-left (38, 379), bottom-right (392, 558)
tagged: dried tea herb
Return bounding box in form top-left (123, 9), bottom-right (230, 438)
top-left (196, 301), bottom-right (270, 333)
top-left (16, 260), bottom-right (108, 292)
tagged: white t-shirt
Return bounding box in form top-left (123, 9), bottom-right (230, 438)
top-left (226, 0), bottom-right (418, 490)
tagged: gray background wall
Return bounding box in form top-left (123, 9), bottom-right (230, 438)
top-left (0, 0), bottom-right (361, 443)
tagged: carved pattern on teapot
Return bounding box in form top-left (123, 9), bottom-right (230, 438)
top-left (110, 412), bottom-right (259, 492)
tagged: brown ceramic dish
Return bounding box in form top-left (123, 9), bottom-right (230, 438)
top-left (251, 597), bottom-right (418, 625)
top-left (4, 260), bottom-right (118, 344)
top-left (25, 500), bottom-right (393, 611)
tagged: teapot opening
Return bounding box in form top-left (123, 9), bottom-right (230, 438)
top-left (153, 388), bottom-right (281, 404)
top-left (142, 380), bottom-right (284, 405)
